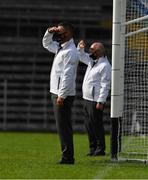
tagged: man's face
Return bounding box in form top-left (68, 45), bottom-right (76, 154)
top-left (55, 26), bottom-right (69, 44)
top-left (89, 45), bottom-right (99, 60)
top-left (89, 44), bottom-right (102, 60)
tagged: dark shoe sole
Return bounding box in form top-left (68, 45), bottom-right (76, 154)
top-left (93, 152), bottom-right (105, 156)
top-left (58, 159), bottom-right (75, 164)
top-left (59, 161), bottom-right (74, 164)
top-left (86, 153), bottom-right (95, 156)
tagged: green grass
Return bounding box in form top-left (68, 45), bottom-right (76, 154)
top-left (0, 132), bottom-right (148, 179)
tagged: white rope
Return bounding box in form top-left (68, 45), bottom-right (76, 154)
top-left (125, 26), bottom-right (148, 37)
top-left (122, 15), bottom-right (148, 26)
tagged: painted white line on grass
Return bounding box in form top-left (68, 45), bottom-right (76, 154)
top-left (93, 162), bottom-right (118, 179)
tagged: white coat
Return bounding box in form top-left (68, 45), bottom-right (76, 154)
top-left (42, 30), bottom-right (79, 99)
top-left (78, 48), bottom-right (111, 103)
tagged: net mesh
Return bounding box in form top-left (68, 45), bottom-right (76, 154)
top-left (119, 0), bottom-right (148, 161)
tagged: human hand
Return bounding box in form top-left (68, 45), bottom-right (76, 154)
top-left (48, 26), bottom-right (59, 33)
top-left (56, 96), bottom-right (64, 106)
top-left (96, 103), bottom-right (104, 111)
top-left (78, 40), bottom-right (85, 49)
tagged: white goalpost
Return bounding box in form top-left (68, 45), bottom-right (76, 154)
top-left (111, 0), bottom-right (148, 163)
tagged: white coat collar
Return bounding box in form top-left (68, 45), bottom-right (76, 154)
top-left (96, 56), bottom-right (107, 64)
top-left (61, 38), bottom-right (74, 49)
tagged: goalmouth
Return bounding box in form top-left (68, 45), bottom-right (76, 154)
top-left (111, 0), bottom-right (148, 163)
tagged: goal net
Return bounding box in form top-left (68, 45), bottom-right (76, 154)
top-left (111, 0), bottom-right (148, 162)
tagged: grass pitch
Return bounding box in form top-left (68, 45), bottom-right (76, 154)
top-left (0, 132), bottom-right (148, 179)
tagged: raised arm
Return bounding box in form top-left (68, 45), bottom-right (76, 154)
top-left (77, 40), bottom-right (91, 65)
top-left (42, 27), bottom-right (59, 54)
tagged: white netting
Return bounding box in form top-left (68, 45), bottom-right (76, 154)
top-left (119, 0), bottom-right (148, 162)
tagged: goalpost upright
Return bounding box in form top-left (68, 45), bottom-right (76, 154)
top-left (111, 0), bottom-right (148, 163)
top-left (111, 0), bottom-right (126, 160)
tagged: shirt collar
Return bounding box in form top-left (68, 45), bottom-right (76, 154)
top-left (61, 38), bottom-right (74, 49)
top-left (96, 56), bottom-right (107, 64)
top-left (90, 56), bottom-right (106, 66)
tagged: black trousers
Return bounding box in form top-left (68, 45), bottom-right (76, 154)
top-left (51, 94), bottom-right (74, 160)
top-left (83, 99), bottom-right (105, 152)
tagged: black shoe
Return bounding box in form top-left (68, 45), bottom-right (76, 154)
top-left (111, 155), bottom-right (118, 162)
top-left (93, 150), bottom-right (105, 156)
top-left (86, 152), bottom-right (94, 156)
top-left (59, 158), bottom-right (75, 164)
top-left (86, 148), bottom-right (96, 156)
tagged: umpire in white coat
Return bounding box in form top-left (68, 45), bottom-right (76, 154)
top-left (77, 40), bottom-right (111, 156)
top-left (42, 22), bottom-right (79, 164)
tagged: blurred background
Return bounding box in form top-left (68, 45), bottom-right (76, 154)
top-left (0, 0), bottom-right (112, 132)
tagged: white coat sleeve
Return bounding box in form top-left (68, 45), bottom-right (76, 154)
top-left (58, 51), bottom-right (77, 99)
top-left (42, 29), bottom-right (58, 54)
top-left (77, 47), bottom-right (91, 65)
top-left (97, 64), bottom-right (111, 102)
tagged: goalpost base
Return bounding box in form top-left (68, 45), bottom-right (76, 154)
top-left (110, 117), bottom-right (122, 161)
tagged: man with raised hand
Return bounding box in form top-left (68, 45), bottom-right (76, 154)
top-left (43, 22), bottom-right (79, 164)
top-left (77, 40), bottom-right (111, 156)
